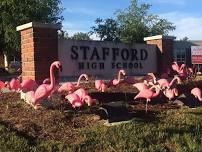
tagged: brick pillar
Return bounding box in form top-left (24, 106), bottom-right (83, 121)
top-left (16, 22), bottom-right (60, 83)
top-left (144, 35), bottom-right (175, 74)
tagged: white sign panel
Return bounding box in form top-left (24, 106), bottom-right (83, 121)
top-left (191, 46), bottom-right (202, 64)
top-left (58, 39), bottom-right (157, 78)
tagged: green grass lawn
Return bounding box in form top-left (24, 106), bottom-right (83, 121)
top-left (0, 107), bottom-right (201, 152)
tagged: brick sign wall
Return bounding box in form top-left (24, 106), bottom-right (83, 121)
top-left (58, 39), bottom-right (157, 78)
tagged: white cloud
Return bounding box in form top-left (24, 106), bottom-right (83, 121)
top-left (159, 12), bottom-right (202, 40)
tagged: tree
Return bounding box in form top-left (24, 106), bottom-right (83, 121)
top-left (91, 0), bottom-right (175, 44)
top-left (71, 32), bottom-right (91, 40)
top-left (58, 30), bottom-right (69, 39)
top-left (116, 0), bottom-right (175, 43)
top-left (180, 36), bottom-right (189, 41)
top-left (90, 18), bottom-right (120, 41)
top-left (0, 0), bottom-right (63, 60)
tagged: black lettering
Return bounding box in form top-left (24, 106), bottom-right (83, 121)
top-left (121, 48), bottom-right (129, 60)
top-left (140, 49), bottom-right (148, 60)
top-left (87, 62), bottom-right (90, 69)
top-left (102, 47), bottom-right (110, 60)
top-left (80, 46), bottom-right (90, 60)
top-left (129, 63), bottom-right (133, 69)
top-left (134, 63), bottom-right (138, 68)
top-left (112, 48), bottom-right (119, 61)
top-left (139, 62), bottom-right (143, 69)
top-left (99, 63), bottom-right (104, 69)
top-left (92, 62), bottom-right (97, 69)
top-left (71, 46), bottom-right (78, 60)
top-left (123, 62), bottom-right (127, 69)
top-left (90, 47), bottom-right (100, 60)
top-left (131, 49), bottom-right (138, 61)
top-left (111, 62), bottom-right (116, 69)
top-left (78, 62), bottom-right (84, 70)
top-left (116, 62), bottom-right (121, 69)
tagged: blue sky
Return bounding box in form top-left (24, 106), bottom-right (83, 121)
top-left (61, 0), bottom-right (202, 40)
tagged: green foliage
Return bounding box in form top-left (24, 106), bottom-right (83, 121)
top-left (58, 30), bottom-right (69, 39)
top-left (91, 0), bottom-right (175, 43)
top-left (91, 18), bottom-right (120, 41)
top-left (116, 0), bottom-right (175, 43)
top-left (71, 32), bottom-right (91, 40)
top-left (0, 0), bottom-right (63, 56)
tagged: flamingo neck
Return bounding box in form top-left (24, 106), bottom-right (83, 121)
top-left (49, 63), bottom-right (55, 90)
top-left (82, 95), bottom-right (88, 102)
top-left (117, 71), bottom-right (123, 83)
top-left (169, 77), bottom-right (179, 87)
top-left (179, 64), bottom-right (185, 71)
top-left (199, 95), bottom-right (202, 101)
top-left (150, 85), bottom-right (160, 97)
top-left (148, 73), bottom-right (157, 84)
top-left (76, 74), bottom-right (86, 87)
top-left (173, 62), bottom-right (180, 73)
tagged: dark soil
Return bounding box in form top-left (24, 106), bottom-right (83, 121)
top-left (0, 81), bottom-right (188, 144)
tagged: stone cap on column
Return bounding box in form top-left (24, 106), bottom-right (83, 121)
top-left (16, 22), bottom-right (61, 31)
top-left (144, 35), bottom-right (176, 41)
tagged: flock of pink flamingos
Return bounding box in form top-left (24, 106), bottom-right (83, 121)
top-left (0, 61), bottom-right (201, 113)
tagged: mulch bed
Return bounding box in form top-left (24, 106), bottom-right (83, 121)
top-left (0, 81), bottom-right (189, 144)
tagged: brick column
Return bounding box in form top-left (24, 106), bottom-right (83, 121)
top-left (16, 22), bottom-right (60, 83)
top-left (144, 35), bottom-right (175, 74)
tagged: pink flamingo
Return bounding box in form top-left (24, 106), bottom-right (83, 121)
top-left (5, 78), bottom-right (21, 92)
top-left (187, 67), bottom-right (193, 74)
top-left (73, 88), bottom-right (96, 106)
top-left (157, 75), bottom-right (181, 89)
top-left (73, 88), bottom-right (88, 99)
top-left (172, 62), bottom-right (185, 73)
top-left (43, 78), bottom-right (51, 84)
top-left (20, 79), bottom-right (38, 92)
top-left (134, 85), bottom-right (160, 114)
top-left (0, 81), bottom-right (5, 89)
top-left (0, 81), bottom-right (5, 95)
top-left (74, 88), bottom-right (96, 106)
top-left (133, 82), bottom-right (149, 91)
top-left (95, 80), bottom-right (107, 92)
top-left (163, 88), bottom-right (178, 100)
top-left (58, 74), bottom-right (88, 93)
top-left (20, 79), bottom-right (38, 100)
top-left (108, 69), bottom-right (126, 86)
top-left (42, 77), bottom-right (59, 95)
top-left (191, 87), bottom-right (202, 102)
top-left (65, 93), bottom-right (84, 108)
top-left (25, 61), bottom-right (62, 109)
top-left (83, 95), bottom-right (95, 106)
